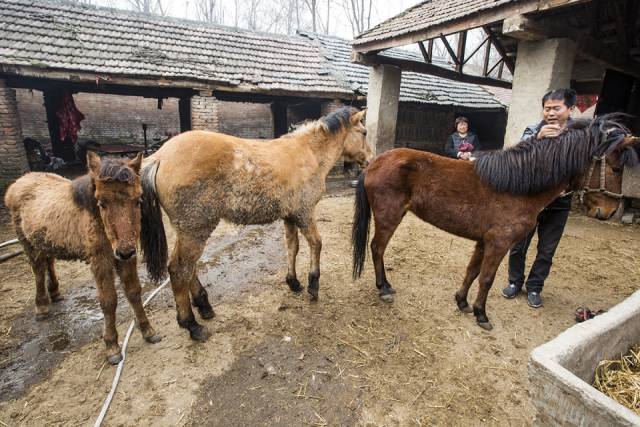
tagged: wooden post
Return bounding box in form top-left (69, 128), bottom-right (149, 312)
top-left (42, 89), bottom-right (66, 159)
top-left (178, 96), bottom-right (192, 133)
top-left (271, 102), bottom-right (288, 138)
top-left (456, 31), bottom-right (467, 73)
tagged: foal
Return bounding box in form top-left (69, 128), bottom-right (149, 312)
top-left (140, 107), bottom-right (373, 341)
top-left (352, 115), bottom-right (639, 330)
top-left (5, 152), bottom-right (161, 364)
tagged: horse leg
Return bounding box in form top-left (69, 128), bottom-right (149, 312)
top-left (472, 241), bottom-right (510, 331)
top-left (455, 242), bottom-right (484, 314)
top-left (299, 217), bottom-right (322, 301)
top-left (47, 258), bottom-right (63, 302)
top-left (190, 274), bottom-right (215, 320)
top-left (91, 259), bottom-right (121, 364)
top-left (116, 260), bottom-right (161, 344)
top-left (31, 254), bottom-right (50, 320)
top-left (169, 231), bottom-right (211, 341)
top-left (284, 220), bottom-right (303, 293)
top-left (370, 211), bottom-right (404, 302)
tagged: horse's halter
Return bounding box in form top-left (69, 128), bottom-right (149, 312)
top-left (578, 155), bottom-right (624, 203)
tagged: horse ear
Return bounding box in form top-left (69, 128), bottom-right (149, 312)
top-left (87, 151), bottom-right (101, 176)
top-left (350, 109), bottom-right (366, 126)
top-left (128, 152), bottom-right (143, 174)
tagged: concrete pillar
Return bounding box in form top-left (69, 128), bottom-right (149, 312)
top-left (504, 38), bottom-right (576, 147)
top-left (190, 91), bottom-right (219, 132)
top-left (366, 64), bottom-right (401, 154)
top-left (0, 79), bottom-right (28, 193)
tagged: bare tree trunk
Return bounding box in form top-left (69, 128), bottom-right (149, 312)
top-left (325, 0), bottom-right (330, 34)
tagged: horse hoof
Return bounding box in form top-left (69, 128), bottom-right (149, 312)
top-left (307, 288), bottom-right (319, 302)
top-left (190, 324), bottom-right (211, 342)
top-left (458, 304), bottom-right (473, 313)
top-left (286, 277), bottom-right (304, 293)
top-left (107, 353), bottom-right (123, 365)
top-left (379, 293), bottom-right (394, 303)
top-left (477, 321), bottom-right (493, 331)
top-left (35, 310), bottom-right (49, 321)
top-left (145, 334), bottom-right (162, 344)
top-left (50, 293), bottom-right (64, 302)
top-left (198, 306), bottom-right (216, 320)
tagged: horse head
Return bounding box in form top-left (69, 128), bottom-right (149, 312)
top-left (582, 135), bottom-right (640, 220)
top-left (341, 109), bottom-right (374, 168)
top-left (87, 151), bottom-right (143, 261)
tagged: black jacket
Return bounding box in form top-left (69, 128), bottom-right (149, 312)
top-left (444, 132), bottom-right (481, 158)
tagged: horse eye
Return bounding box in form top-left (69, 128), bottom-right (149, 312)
top-left (612, 167), bottom-right (623, 175)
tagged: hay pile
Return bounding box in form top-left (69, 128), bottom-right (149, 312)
top-left (594, 345), bottom-right (640, 415)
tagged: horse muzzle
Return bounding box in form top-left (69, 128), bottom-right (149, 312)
top-left (114, 248), bottom-right (137, 261)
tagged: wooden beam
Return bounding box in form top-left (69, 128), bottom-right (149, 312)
top-left (178, 97), bottom-right (192, 133)
top-left (483, 26), bottom-right (515, 74)
top-left (418, 41), bottom-right (431, 63)
top-left (428, 39), bottom-right (434, 63)
top-left (352, 52), bottom-right (512, 89)
top-left (502, 14), bottom-right (547, 40)
top-left (463, 35), bottom-right (490, 65)
top-left (483, 36), bottom-right (492, 76)
top-left (352, 0), bottom-right (591, 53)
top-left (487, 58), bottom-right (504, 77)
top-left (456, 31), bottom-right (467, 73)
top-left (440, 34), bottom-right (459, 65)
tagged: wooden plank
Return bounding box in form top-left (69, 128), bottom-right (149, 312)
top-left (483, 36), bottom-right (492, 76)
top-left (456, 31), bottom-right (467, 73)
top-left (463, 35), bottom-right (490, 65)
top-left (428, 39), bottom-right (434, 62)
top-left (418, 41), bottom-right (431, 63)
top-left (502, 14), bottom-right (547, 40)
top-left (440, 34), bottom-right (459, 65)
top-left (483, 26), bottom-right (515, 74)
top-left (352, 52), bottom-right (512, 89)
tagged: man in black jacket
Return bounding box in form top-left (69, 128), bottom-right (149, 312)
top-left (501, 88), bottom-right (577, 308)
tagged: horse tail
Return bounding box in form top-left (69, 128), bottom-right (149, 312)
top-left (140, 160), bottom-right (168, 283)
top-left (352, 171), bottom-right (371, 279)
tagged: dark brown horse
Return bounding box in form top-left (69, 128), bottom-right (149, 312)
top-left (352, 115), bottom-right (639, 330)
top-left (5, 152), bottom-right (162, 364)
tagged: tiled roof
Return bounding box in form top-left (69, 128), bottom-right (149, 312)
top-left (301, 31), bottom-right (505, 110)
top-left (353, 0), bottom-right (520, 47)
top-left (0, 0), bottom-right (352, 96)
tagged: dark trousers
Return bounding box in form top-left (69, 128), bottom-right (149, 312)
top-left (508, 208), bottom-right (570, 293)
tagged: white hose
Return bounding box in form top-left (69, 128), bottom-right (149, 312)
top-left (0, 238), bottom-right (19, 249)
top-left (93, 277), bottom-right (171, 427)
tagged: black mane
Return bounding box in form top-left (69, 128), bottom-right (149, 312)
top-left (474, 114), bottom-right (635, 195)
top-left (322, 106), bottom-right (357, 134)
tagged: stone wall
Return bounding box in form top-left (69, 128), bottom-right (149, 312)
top-left (0, 80), bottom-right (28, 191)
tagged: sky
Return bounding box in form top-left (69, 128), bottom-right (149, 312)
top-left (98, 0), bottom-right (425, 39)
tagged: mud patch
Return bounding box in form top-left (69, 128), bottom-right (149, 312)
top-left (188, 337), bottom-right (362, 426)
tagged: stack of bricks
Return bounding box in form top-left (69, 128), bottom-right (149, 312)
top-left (191, 92), bottom-right (220, 132)
top-left (0, 79), bottom-right (28, 193)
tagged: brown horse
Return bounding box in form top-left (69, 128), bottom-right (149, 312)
top-left (140, 107), bottom-right (373, 341)
top-left (4, 152), bottom-right (161, 364)
top-left (352, 115), bottom-right (639, 330)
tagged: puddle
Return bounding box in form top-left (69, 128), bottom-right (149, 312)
top-left (0, 222), bottom-right (285, 401)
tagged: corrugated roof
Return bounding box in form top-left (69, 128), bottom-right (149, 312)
top-left (0, 0), bottom-right (352, 96)
top-left (301, 31), bottom-right (505, 110)
top-left (353, 0), bottom-right (520, 47)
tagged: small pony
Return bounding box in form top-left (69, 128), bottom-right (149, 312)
top-left (4, 152), bottom-right (161, 364)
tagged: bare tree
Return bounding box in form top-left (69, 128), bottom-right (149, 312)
top-left (127, 0), bottom-right (167, 15)
top-left (302, 0), bottom-right (317, 32)
top-left (195, 0), bottom-right (223, 23)
top-left (341, 0), bottom-right (372, 36)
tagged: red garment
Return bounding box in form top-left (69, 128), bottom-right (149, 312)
top-left (56, 92), bottom-right (85, 144)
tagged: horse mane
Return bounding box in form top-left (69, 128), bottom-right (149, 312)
top-left (71, 157), bottom-right (138, 211)
top-left (284, 106), bottom-right (357, 138)
top-left (474, 114), bottom-right (634, 195)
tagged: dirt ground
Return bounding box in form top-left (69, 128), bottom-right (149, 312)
top-left (1, 192), bottom-right (639, 426)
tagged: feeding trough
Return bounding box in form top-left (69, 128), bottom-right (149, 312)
top-left (529, 290), bottom-right (640, 426)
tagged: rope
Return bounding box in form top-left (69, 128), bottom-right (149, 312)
top-left (93, 276), bottom-right (171, 427)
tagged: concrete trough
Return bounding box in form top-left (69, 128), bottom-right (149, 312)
top-left (529, 290), bottom-right (640, 426)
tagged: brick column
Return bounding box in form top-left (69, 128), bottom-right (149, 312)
top-left (190, 91), bottom-right (219, 132)
top-left (0, 79), bottom-right (28, 192)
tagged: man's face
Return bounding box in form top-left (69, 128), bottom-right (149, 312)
top-left (542, 99), bottom-right (572, 125)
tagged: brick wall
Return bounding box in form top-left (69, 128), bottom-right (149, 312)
top-left (218, 101), bottom-right (273, 138)
top-left (191, 94), bottom-right (219, 132)
top-left (0, 80), bottom-right (28, 191)
top-left (16, 89), bottom-right (180, 146)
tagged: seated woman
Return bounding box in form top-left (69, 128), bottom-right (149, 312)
top-left (444, 116), bottom-right (480, 160)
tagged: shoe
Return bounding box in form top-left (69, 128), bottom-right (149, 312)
top-left (501, 282), bottom-right (522, 299)
top-left (527, 291), bottom-right (543, 308)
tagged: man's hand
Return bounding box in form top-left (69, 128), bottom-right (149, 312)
top-left (537, 124), bottom-right (564, 140)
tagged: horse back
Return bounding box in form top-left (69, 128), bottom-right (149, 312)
top-left (5, 172), bottom-right (93, 260)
